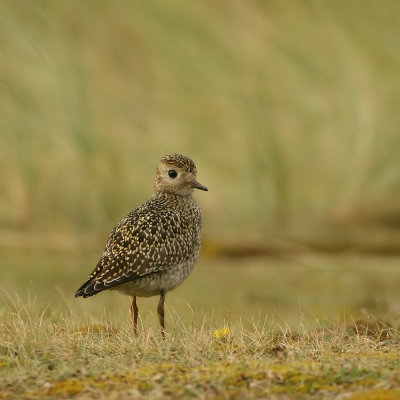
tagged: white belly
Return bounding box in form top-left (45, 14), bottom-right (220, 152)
top-left (114, 259), bottom-right (196, 297)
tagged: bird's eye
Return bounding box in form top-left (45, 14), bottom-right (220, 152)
top-left (168, 170), bottom-right (178, 178)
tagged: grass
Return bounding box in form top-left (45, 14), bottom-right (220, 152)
top-left (1, 1), bottom-right (400, 241)
top-left (1, 250), bottom-right (400, 399)
top-left (1, 294), bottom-right (400, 400)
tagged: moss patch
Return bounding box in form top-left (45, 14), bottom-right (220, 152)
top-left (348, 389), bottom-right (400, 400)
top-left (26, 353), bottom-right (397, 399)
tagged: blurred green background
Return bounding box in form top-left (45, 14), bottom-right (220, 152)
top-left (1, 1), bottom-right (400, 326)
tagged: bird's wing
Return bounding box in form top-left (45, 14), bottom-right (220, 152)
top-left (75, 199), bottom-right (199, 297)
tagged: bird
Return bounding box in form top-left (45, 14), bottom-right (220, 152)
top-left (75, 153), bottom-right (207, 337)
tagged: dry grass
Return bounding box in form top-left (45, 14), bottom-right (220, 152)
top-left (1, 251), bottom-right (400, 399)
top-left (1, 1), bottom-right (400, 243)
top-left (1, 294), bottom-right (400, 400)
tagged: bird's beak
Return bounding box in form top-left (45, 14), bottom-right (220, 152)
top-left (191, 180), bottom-right (208, 191)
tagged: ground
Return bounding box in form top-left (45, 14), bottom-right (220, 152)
top-left (1, 251), bottom-right (399, 399)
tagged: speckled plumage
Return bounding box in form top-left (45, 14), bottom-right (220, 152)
top-left (75, 154), bottom-right (207, 336)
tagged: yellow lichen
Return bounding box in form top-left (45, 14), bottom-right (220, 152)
top-left (348, 389), bottom-right (400, 400)
top-left (47, 379), bottom-right (84, 396)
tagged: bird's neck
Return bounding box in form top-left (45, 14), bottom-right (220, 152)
top-left (153, 188), bottom-right (194, 198)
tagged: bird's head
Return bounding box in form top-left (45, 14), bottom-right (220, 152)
top-left (154, 153), bottom-right (208, 196)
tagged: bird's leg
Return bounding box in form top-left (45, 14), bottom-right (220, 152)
top-left (157, 290), bottom-right (166, 338)
top-left (130, 296), bottom-right (139, 336)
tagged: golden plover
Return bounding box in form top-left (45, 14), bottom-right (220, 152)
top-left (75, 154), bottom-right (207, 337)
